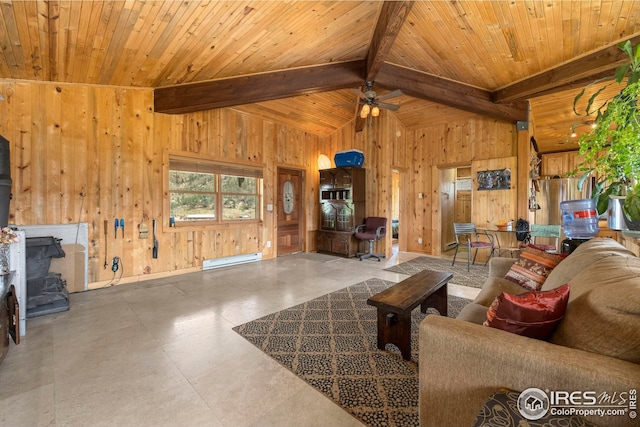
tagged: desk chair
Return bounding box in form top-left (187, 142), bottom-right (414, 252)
top-left (355, 217), bottom-right (387, 261)
top-left (452, 223), bottom-right (495, 271)
top-left (529, 224), bottom-right (561, 253)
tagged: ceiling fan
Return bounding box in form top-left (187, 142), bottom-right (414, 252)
top-left (336, 81), bottom-right (403, 118)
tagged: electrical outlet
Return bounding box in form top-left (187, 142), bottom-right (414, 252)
top-left (417, 238), bottom-right (423, 244)
top-left (111, 256), bottom-right (120, 272)
top-left (266, 240), bottom-right (271, 248)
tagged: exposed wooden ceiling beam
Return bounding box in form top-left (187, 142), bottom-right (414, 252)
top-left (356, 1), bottom-right (414, 132)
top-left (494, 35), bottom-right (640, 103)
top-left (375, 63), bottom-right (528, 123)
top-left (154, 61), bottom-right (364, 114)
top-left (365, 1), bottom-right (414, 82)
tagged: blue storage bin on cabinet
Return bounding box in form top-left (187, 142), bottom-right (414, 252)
top-left (334, 149), bottom-right (364, 167)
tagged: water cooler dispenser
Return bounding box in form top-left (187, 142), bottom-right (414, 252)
top-left (560, 199), bottom-right (600, 254)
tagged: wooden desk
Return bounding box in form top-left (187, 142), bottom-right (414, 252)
top-left (366, 270), bottom-right (452, 360)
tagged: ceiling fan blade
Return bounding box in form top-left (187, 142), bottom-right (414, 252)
top-left (351, 88), bottom-right (368, 100)
top-left (377, 89), bottom-right (404, 101)
top-left (378, 102), bottom-right (400, 111)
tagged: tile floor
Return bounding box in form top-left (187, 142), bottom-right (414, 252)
top-left (0, 250), bottom-right (479, 427)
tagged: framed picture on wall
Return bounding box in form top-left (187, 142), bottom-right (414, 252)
top-left (477, 168), bottom-right (511, 190)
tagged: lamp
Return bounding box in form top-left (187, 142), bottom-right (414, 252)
top-left (371, 106), bottom-right (380, 117)
top-left (360, 104), bottom-right (370, 119)
top-left (317, 154), bottom-right (332, 170)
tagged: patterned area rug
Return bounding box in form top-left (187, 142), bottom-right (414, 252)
top-left (233, 278), bottom-right (471, 427)
top-left (385, 256), bottom-right (490, 289)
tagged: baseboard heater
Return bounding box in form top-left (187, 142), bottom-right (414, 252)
top-left (202, 252), bottom-right (262, 270)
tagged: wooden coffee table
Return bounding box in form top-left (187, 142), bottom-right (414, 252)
top-left (367, 270), bottom-right (453, 360)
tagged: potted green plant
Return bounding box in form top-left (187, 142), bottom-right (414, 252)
top-left (571, 40), bottom-right (640, 229)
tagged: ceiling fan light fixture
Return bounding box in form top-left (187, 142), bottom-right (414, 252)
top-left (360, 104), bottom-right (370, 118)
top-left (371, 106), bottom-right (380, 117)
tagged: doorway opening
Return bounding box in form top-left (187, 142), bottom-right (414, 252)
top-left (440, 166), bottom-right (472, 253)
top-left (391, 169), bottom-right (401, 255)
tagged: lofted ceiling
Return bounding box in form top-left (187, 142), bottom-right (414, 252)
top-left (1, 1), bottom-right (639, 153)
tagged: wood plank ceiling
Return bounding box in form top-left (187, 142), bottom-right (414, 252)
top-left (1, 1), bottom-right (639, 153)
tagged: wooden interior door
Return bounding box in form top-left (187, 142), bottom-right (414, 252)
top-left (277, 168), bottom-right (303, 256)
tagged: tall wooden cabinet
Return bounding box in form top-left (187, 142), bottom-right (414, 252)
top-left (317, 167), bottom-right (366, 257)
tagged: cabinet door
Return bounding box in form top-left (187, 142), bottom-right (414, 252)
top-left (319, 170), bottom-right (334, 188)
top-left (334, 168), bottom-right (352, 188)
top-left (336, 203), bottom-right (354, 231)
top-left (317, 231), bottom-right (332, 252)
top-left (332, 233), bottom-right (351, 256)
top-left (541, 153), bottom-right (568, 177)
top-left (321, 204), bottom-right (337, 229)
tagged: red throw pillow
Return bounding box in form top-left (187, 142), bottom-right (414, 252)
top-left (484, 284), bottom-right (570, 340)
top-left (504, 244), bottom-right (566, 291)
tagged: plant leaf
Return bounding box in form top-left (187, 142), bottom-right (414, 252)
top-left (577, 169), bottom-right (594, 190)
top-left (573, 87), bottom-right (587, 115)
top-left (614, 64), bottom-right (628, 83)
top-left (619, 40), bottom-right (633, 60)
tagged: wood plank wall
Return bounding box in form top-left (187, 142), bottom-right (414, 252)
top-left (0, 81), bottom-right (322, 287)
top-left (0, 79), bottom-right (525, 288)
top-left (325, 112), bottom-right (518, 258)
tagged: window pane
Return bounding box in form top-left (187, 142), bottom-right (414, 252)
top-left (222, 195), bottom-right (257, 220)
top-left (221, 175), bottom-right (256, 194)
top-left (170, 171), bottom-right (215, 191)
top-left (170, 193), bottom-right (216, 221)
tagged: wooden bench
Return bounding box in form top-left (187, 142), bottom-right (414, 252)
top-left (366, 270), bottom-right (453, 360)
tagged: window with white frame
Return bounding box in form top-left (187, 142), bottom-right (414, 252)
top-left (169, 156), bottom-right (262, 224)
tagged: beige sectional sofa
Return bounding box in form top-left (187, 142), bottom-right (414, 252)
top-left (419, 238), bottom-right (640, 427)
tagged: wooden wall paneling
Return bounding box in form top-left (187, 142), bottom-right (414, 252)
top-left (219, 109), bottom-right (238, 159)
top-left (375, 114), bottom-right (391, 257)
top-left (439, 168), bottom-right (456, 252)
top-left (516, 125), bottom-right (531, 221)
top-left (471, 156), bottom-right (518, 262)
top-left (472, 118), bottom-right (516, 160)
top-left (71, 87), bottom-right (89, 225)
top-left (426, 164), bottom-right (438, 255)
top-left (139, 90), bottom-right (155, 273)
top-left (410, 131), bottom-right (428, 253)
top-left (31, 85), bottom-right (47, 224)
top-left (119, 90), bottom-right (135, 274)
top-left (59, 86), bottom-right (75, 224)
top-left (471, 156), bottom-right (518, 228)
top-left (303, 133), bottom-right (319, 252)
top-left (46, 85), bottom-right (63, 223)
top-left (262, 121), bottom-right (276, 257)
top-left (86, 88), bottom-right (102, 274)
top-left (11, 84), bottom-right (31, 224)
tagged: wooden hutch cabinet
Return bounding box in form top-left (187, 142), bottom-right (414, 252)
top-left (317, 167), bottom-right (366, 257)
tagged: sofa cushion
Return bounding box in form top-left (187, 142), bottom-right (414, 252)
top-left (455, 302), bottom-right (490, 324)
top-left (542, 237), bottom-right (635, 291)
top-left (503, 245), bottom-right (565, 291)
top-left (550, 256), bottom-right (640, 363)
top-left (473, 277), bottom-right (530, 307)
top-left (483, 283), bottom-right (570, 340)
